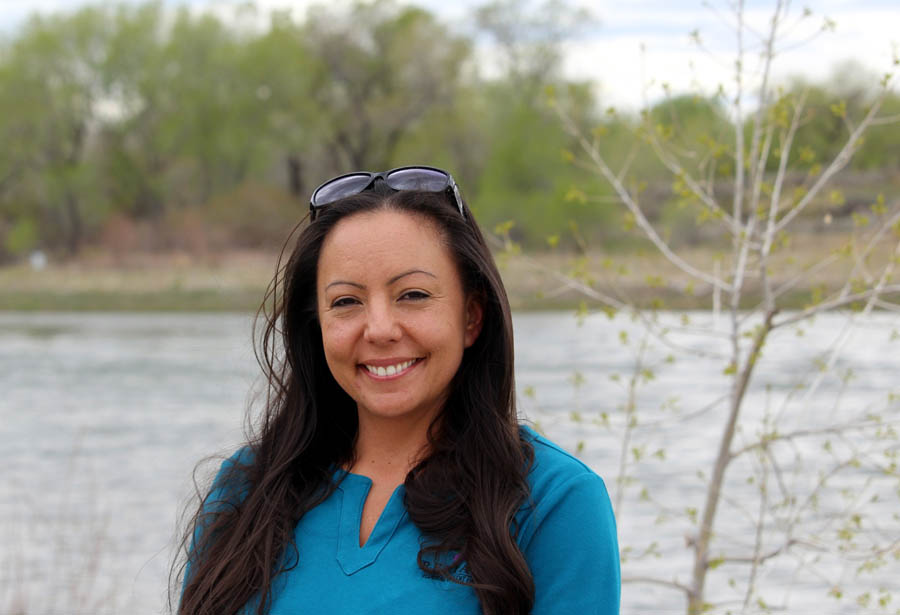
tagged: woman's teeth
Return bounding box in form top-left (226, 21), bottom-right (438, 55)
top-left (364, 359), bottom-right (417, 377)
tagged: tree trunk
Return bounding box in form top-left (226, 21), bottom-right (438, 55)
top-left (287, 154), bottom-right (304, 198)
top-left (64, 190), bottom-right (82, 257)
top-left (688, 310), bottom-right (776, 614)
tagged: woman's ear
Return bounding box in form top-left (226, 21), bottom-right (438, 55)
top-left (463, 296), bottom-right (484, 348)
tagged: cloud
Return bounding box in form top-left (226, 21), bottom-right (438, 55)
top-left (557, 3), bottom-right (898, 109)
top-left (1, 0), bottom-right (894, 111)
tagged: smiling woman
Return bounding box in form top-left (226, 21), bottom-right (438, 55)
top-left (174, 167), bottom-right (620, 615)
top-left (318, 211), bottom-right (482, 431)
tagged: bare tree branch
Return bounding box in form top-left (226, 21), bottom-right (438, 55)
top-left (742, 443), bottom-right (770, 611)
top-left (760, 90), bottom-right (807, 263)
top-left (690, 304), bottom-right (777, 611)
top-left (614, 332), bottom-right (650, 517)
top-left (623, 575), bottom-right (692, 595)
top-left (870, 113), bottom-right (900, 126)
top-left (729, 417), bottom-right (900, 460)
top-left (556, 106), bottom-right (732, 293)
top-left (646, 135), bottom-right (735, 227)
top-left (830, 208), bottom-right (900, 303)
top-left (773, 96), bottom-right (884, 233)
top-left (488, 234), bottom-right (733, 360)
top-left (773, 284), bottom-right (900, 329)
top-left (722, 540), bottom-right (798, 566)
top-left (767, 251), bottom-right (841, 302)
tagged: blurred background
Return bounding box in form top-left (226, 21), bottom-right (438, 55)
top-left (1, 1), bottom-right (898, 614)
top-left (0, 0), bottom-right (897, 310)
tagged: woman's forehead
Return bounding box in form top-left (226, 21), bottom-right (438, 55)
top-left (316, 210), bottom-right (456, 283)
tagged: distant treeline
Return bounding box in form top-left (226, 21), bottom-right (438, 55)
top-left (0, 0), bottom-right (897, 262)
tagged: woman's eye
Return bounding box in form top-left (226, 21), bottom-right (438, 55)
top-left (331, 297), bottom-right (360, 308)
top-left (400, 290), bottom-right (430, 301)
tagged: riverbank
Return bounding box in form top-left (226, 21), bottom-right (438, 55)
top-left (0, 232), bottom-right (891, 312)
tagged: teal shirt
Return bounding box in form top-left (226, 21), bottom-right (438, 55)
top-left (203, 427), bottom-right (620, 614)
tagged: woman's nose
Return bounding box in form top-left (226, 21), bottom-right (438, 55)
top-left (363, 301), bottom-right (401, 344)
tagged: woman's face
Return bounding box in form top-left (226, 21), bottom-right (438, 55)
top-left (316, 209), bottom-right (483, 428)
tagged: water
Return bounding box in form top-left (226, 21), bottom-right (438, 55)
top-left (1, 311), bottom-right (898, 614)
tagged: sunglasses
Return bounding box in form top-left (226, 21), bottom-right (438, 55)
top-left (309, 166), bottom-right (465, 221)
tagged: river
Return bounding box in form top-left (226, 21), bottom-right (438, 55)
top-left (1, 311), bottom-right (897, 614)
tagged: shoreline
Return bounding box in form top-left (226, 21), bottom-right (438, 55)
top-left (0, 240), bottom-right (890, 313)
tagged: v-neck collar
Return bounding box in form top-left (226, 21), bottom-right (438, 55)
top-left (334, 471), bottom-right (407, 575)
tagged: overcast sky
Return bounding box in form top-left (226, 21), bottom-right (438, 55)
top-left (1, 0), bottom-right (896, 109)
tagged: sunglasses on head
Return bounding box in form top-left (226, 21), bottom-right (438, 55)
top-left (309, 166), bottom-right (465, 221)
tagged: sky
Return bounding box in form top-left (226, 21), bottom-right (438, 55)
top-left (0, 0), bottom-right (896, 109)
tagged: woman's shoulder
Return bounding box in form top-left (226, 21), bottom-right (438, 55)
top-left (515, 424), bottom-right (616, 545)
top-left (205, 445), bottom-right (255, 508)
top-left (519, 424), bottom-right (604, 491)
top-left (516, 427), bottom-right (621, 612)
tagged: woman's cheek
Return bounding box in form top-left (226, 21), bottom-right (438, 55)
top-left (322, 319), bottom-right (357, 358)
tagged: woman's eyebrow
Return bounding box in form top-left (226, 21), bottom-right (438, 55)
top-left (389, 269), bottom-right (437, 284)
top-left (325, 280), bottom-right (366, 291)
top-left (323, 270), bottom-right (435, 291)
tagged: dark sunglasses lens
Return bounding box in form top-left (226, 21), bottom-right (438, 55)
top-left (385, 168), bottom-right (449, 192)
top-left (313, 173), bottom-right (373, 206)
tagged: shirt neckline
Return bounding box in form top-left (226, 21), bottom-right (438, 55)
top-left (334, 471), bottom-right (407, 575)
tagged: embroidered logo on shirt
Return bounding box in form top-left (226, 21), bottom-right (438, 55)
top-left (421, 552), bottom-right (473, 584)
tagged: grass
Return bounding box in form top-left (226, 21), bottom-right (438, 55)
top-left (496, 229), bottom-right (898, 311)
top-left (1, 230), bottom-right (895, 312)
top-left (0, 250), bottom-right (273, 312)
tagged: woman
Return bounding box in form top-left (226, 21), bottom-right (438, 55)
top-left (176, 166), bottom-right (620, 614)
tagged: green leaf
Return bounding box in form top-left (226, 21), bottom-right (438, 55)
top-left (830, 100), bottom-right (847, 118)
top-left (565, 186), bottom-right (588, 204)
top-left (493, 220), bottom-right (515, 236)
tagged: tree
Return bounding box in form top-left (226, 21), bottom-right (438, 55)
top-left (474, 0), bottom-right (592, 91)
top-left (544, 2), bottom-right (900, 613)
top-left (782, 62), bottom-right (900, 172)
top-left (96, 1), bottom-right (172, 220)
top-left (2, 7), bottom-right (111, 256)
top-left (298, 0), bottom-right (472, 174)
top-left (471, 0), bottom-right (616, 246)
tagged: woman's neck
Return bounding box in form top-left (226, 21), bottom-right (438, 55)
top-left (349, 411), bottom-right (437, 484)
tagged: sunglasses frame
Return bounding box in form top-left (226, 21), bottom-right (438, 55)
top-left (309, 166), bottom-right (465, 221)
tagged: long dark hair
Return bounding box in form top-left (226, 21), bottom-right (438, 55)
top-left (174, 183), bottom-right (534, 615)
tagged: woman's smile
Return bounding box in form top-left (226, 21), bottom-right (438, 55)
top-left (316, 209), bottom-right (482, 426)
top-left (360, 357), bottom-right (424, 379)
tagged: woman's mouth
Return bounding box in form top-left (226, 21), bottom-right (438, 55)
top-left (360, 358), bottom-right (423, 379)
